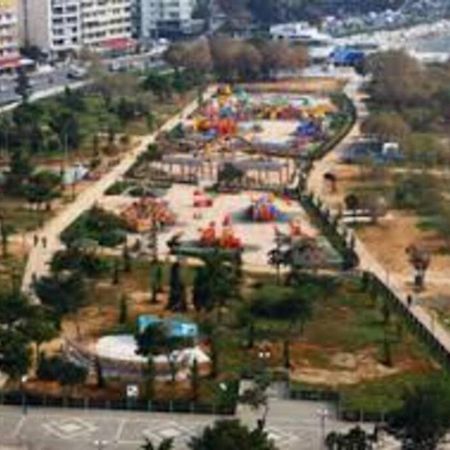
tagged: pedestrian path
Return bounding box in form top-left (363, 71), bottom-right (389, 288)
top-left (21, 86), bottom-right (217, 296)
top-left (307, 74), bottom-right (450, 359)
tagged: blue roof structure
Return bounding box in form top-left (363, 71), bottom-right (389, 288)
top-left (331, 47), bottom-right (365, 66)
top-left (137, 315), bottom-right (199, 339)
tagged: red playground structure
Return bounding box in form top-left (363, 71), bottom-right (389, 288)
top-left (199, 216), bottom-right (242, 249)
top-left (193, 190), bottom-right (214, 208)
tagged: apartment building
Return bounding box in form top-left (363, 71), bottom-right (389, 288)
top-left (22, 0), bottom-right (81, 57)
top-left (139, 0), bottom-right (198, 40)
top-left (0, 0), bottom-right (21, 70)
top-left (81, 0), bottom-right (132, 51)
top-left (21, 0), bottom-right (133, 59)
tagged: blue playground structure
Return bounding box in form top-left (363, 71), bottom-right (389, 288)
top-left (137, 315), bottom-right (199, 339)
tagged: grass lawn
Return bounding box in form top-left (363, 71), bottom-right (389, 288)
top-left (0, 197), bottom-right (49, 232)
top-left (47, 254), bottom-right (439, 407)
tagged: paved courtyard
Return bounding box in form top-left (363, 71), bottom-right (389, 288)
top-left (0, 399), bottom-right (355, 450)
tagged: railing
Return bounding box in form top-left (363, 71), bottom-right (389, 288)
top-left (0, 391), bottom-right (237, 416)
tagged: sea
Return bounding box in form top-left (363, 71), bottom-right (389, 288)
top-left (413, 33), bottom-right (450, 53)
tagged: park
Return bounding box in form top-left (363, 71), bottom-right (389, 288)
top-left (1, 41), bottom-right (450, 449)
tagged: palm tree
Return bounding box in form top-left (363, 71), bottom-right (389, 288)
top-left (406, 244), bottom-right (431, 291)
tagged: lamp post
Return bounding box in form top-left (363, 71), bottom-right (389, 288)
top-left (258, 344), bottom-right (271, 373)
top-left (20, 375), bottom-right (28, 415)
top-left (317, 408), bottom-right (329, 450)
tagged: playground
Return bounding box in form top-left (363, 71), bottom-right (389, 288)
top-left (139, 84), bottom-right (345, 187)
top-left (102, 183), bottom-right (339, 270)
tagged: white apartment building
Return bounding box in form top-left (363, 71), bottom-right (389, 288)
top-left (0, 0), bottom-right (21, 70)
top-left (21, 0), bottom-right (133, 59)
top-left (139, 0), bottom-right (198, 40)
top-left (22, 0), bottom-right (81, 57)
top-left (81, 0), bottom-right (132, 50)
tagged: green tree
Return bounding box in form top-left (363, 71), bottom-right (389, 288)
top-left (5, 150), bottom-right (32, 196)
top-left (35, 271), bottom-right (88, 317)
top-left (191, 358), bottom-right (200, 401)
top-left (24, 170), bottom-right (62, 211)
top-left (27, 311), bottom-right (58, 363)
top-left (250, 284), bottom-right (313, 369)
top-left (15, 68), bottom-right (31, 103)
top-left (141, 437), bottom-right (174, 450)
top-left (122, 244), bottom-right (132, 273)
top-left (119, 293), bottom-right (128, 324)
top-left (143, 356), bottom-right (156, 400)
top-left (167, 261), bottom-right (187, 312)
top-left (149, 261), bottom-right (163, 304)
top-left (362, 111), bottom-right (410, 143)
top-left (136, 323), bottom-right (193, 383)
top-left (188, 419), bottom-right (278, 450)
top-left (390, 376), bottom-right (450, 449)
top-left (325, 426), bottom-right (374, 449)
top-left (0, 329), bottom-right (31, 380)
top-left (192, 251), bottom-right (238, 316)
top-left (239, 373), bottom-right (271, 430)
top-left (0, 215), bottom-right (13, 258)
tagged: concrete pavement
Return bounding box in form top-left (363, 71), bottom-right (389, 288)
top-left (0, 399), bottom-right (351, 450)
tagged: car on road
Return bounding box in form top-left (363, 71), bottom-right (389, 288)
top-left (67, 66), bottom-right (88, 80)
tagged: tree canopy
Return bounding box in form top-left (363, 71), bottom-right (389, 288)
top-left (188, 419), bottom-right (278, 450)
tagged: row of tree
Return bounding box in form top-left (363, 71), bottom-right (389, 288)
top-left (165, 37), bottom-right (308, 82)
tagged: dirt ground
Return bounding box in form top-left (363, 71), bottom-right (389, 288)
top-left (290, 346), bottom-right (431, 387)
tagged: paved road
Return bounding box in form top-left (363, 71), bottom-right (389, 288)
top-left (0, 400), bottom-right (354, 450)
top-left (307, 72), bottom-right (450, 357)
top-left (0, 68), bottom-right (74, 107)
top-left (21, 86), bottom-right (217, 295)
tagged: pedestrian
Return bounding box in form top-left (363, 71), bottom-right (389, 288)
top-left (33, 234), bottom-right (39, 247)
top-left (407, 294), bottom-right (413, 308)
top-left (42, 236), bottom-right (47, 249)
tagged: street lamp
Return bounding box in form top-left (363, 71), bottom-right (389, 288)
top-left (20, 375), bottom-right (28, 415)
top-left (258, 345), bottom-right (271, 372)
top-left (317, 408), bottom-right (329, 450)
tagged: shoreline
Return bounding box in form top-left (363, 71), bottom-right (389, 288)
top-left (337, 19), bottom-right (450, 55)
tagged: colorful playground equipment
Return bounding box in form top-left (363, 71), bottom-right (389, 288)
top-left (193, 190), bottom-right (213, 208)
top-left (247, 194), bottom-right (286, 222)
top-left (121, 198), bottom-right (176, 233)
top-left (199, 217), bottom-right (242, 249)
top-left (295, 119), bottom-right (323, 139)
top-left (194, 117), bottom-right (238, 137)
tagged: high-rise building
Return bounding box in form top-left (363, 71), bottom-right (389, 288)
top-left (81, 0), bottom-right (133, 51)
top-left (22, 0), bottom-right (82, 57)
top-left (20, 0), bottom-right (133, 59)
top-left (139, 0), bottom-right (199, 40)
top-left (0, 0), bottom-right (21, 71)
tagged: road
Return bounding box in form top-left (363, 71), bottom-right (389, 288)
top-left (21, 86), bottom-right (217, 295)
top-left (0, 399), bottom-right (357, 450)
top-left (307, 72), bottom-right (450, 358)
top-left (0, 67), bottom-right (74, 107)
